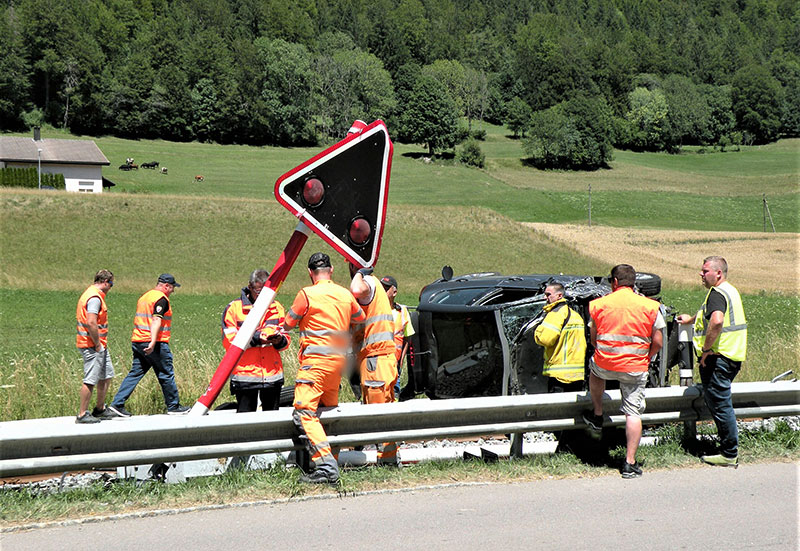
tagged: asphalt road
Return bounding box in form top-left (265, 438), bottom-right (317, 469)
top-left (3, 462), bottom-right (797, 550)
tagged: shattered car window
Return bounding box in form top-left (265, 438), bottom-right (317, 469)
top-left (500, 298), bottom-right (547, 346)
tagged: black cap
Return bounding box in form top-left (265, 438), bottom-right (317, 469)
top-left (380, 275), bottom-right (398, 289)
top-left (308, 252), bottom-right (332, 270)
top-left (158, 273), bottom-right (181, 287)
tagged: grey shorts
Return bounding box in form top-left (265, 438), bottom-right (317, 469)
top-left (80, 347), bottom-right (114, 385)
top-left (589, 358), bottom-right (647, 417)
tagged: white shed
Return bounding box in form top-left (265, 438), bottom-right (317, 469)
top-left (0, 134), bottom-right (110, 193)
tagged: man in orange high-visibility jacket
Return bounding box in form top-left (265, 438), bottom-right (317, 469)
top-left (282, 253), bottom-right (366, 484)
top-left (351, 264), bottom-right (399, 466)
top-left (75, 269), bottom-right (116, 424)
top-left (222, 269), bottom-right (290, 412)
top-left (582, 264), bottom-right (664, 479)
top-left (109, 274), bottom-right (190, 417)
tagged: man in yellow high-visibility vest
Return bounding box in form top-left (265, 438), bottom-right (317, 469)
top-left (677, 256), bottom-right (747, 469)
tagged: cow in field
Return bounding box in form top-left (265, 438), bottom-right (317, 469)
top-left (161, 167), bottom-right (168, 174)
top-left (194, 175), bottom-right (204, 182)
top-left (142, 161), bottom-right (159, 169)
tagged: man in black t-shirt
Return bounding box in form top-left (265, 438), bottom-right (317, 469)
top-left (677, 256), bottom-right (747, 468)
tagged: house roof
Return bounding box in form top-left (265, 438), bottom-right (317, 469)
top-left (0, 137), bottom-right (110, 166)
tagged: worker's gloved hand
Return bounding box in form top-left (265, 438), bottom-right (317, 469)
top-left (357, 267), bottom-right (373, 277)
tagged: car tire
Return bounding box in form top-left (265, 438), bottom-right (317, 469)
top-left (279, 385), bottom-right (295, 407)
top-left (635, 272), bottom-right (661, 297)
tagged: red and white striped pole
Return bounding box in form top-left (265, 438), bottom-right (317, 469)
top-left (190, 222), bottom-right (312, 415)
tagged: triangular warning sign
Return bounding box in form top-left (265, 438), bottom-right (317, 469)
top-left (274, 120), bottom-right (393, 267)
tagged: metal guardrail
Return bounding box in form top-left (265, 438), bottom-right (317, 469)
top-left (1, 381), bottom-right (797, 477)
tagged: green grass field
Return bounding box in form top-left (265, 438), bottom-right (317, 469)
top-left (9, 125), bottom-right (799, 231)
top-left (1, 125), bottom-right (798, 420)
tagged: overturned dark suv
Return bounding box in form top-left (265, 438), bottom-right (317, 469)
top-left (402, 268), bottom-right (678, 400)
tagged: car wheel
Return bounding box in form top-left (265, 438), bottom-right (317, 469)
top-left (279, 385), bottom-right (295, 407)
top-left (635, 272), bottom-right (661, 297)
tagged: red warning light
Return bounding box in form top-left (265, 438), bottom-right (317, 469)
top-left (348, 216), bottom-right (371, 245)
top-left (302, 177), bottom-right (325, 207)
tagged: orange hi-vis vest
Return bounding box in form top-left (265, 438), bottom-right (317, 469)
top-left (222, 291), bottom-right (289, 385)
top-left (589, 287), bottom-right (659, 373)
top-left (286, 279), bottom-right (365, 361)
top-left (131, 289), bottom-right (172, 343)
top-left (391, 304), bottom-right (412, 363)
top-left (76, 285), bottom-right (108, 348)
top-left (354, 274), bottom-right (396, 362)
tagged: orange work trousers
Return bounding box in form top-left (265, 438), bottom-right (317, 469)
top-left (292, 356), bottom-right (343, 476)
top-left (360, 353), bottom-right (398, 465)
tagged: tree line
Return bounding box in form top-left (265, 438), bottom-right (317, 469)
top-left (1, 0), bottom-right (798, 168)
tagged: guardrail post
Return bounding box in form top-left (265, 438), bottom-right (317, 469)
top-left (510, 432), bottom-right (523, 459)
top-left (678, 324), bottom-right (697, 445)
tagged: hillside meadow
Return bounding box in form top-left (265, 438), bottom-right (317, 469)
top-left (7, 125), bottom-right (800, 231)
top-left (1, 127), bottom-right (798, 420)
top-left (1, 188), bottom-right (798, 421)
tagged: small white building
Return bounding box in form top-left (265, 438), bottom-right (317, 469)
top-left (0, 132), bottom-right (111, 193)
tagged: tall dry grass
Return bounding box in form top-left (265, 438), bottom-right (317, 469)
top-left (527, 223), bottom-right (800, 294)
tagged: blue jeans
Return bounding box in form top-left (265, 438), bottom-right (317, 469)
top-left (111, 342), bottom-right (180, 410)
top-left (699, 354), bottom-right (741, 458)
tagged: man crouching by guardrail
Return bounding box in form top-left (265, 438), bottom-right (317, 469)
top-left (582, 264), bottom-right (664, 479)
top-left (676, 256), bottom-right (747, 469)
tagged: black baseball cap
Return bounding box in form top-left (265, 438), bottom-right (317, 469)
top-left (380, 275), bottom-right (398, 289)
top-left (158, 273), bottom-right (181, 287)
top-left (308, 252), bottom-right (332, 270)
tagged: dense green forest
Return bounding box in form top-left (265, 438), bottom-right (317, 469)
top-left (2, 0), bottom-right (798, 164)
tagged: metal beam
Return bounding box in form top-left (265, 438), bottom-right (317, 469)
top-left (1, 381), bottom-right (797, 476)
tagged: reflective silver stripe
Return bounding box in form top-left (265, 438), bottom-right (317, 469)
top-left (543, 364), bottom-right (584, 371)
top-left (598, 334), bottom-right (651, 344)
top-left (351, 313), bottom-right (364, 322)
top-left (299, 329), bottom-right (349, 338)
top-left (295, 407), bottom-right (318, 417)
top-left (77, 322), bottom-right (107, 329)
top-left (302, 345), bottom-right (347, 356)
top-left (722, 323), bottom-right (747, 332)
top-left (133, 324), bottom-right (150, 330)
top-left (77, 330), bottom-right (90, 336)
top-left (364, 314), bottom-right (394, 325)
top-left (223, 327), bottom-right (237, 335)
top-left (288, 309), bottom-right (302, 320)
top-left (715, 286), bottom-right (736, 325)
top-left (596, 344), bottom-right (649, 355)
top-left (539, 321), bottom-right (562, 333)
top-left (264, 319), bottom-right (280, 326)
top-left (364, 380), bottom-right (385, 388)
top-left (136, 313), bottom-right (171, 321)
top-left (360, 331), bottom-right (394, 346)
top-left (231, 373), bottom-right (284, 384)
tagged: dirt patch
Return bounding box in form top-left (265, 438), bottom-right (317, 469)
top-left (526, 223), bottom-right (800, 294)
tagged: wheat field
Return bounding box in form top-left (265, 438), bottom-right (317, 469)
top-left (527, 223), bottom-right (800, 294)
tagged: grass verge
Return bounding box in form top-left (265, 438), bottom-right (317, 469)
top-left (1, 420), bottom-right (797, 529)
